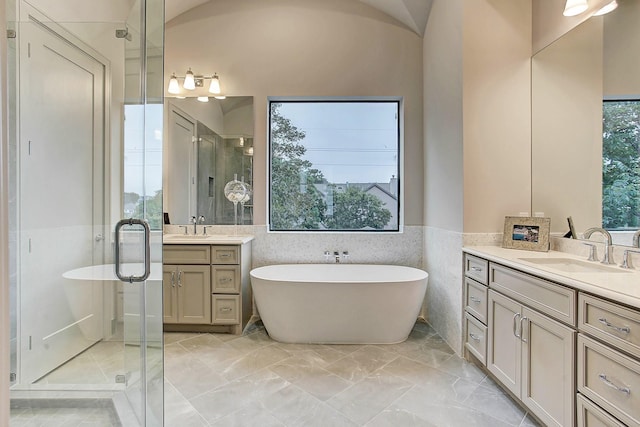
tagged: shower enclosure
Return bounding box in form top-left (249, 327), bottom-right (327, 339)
top-left (6, 0), bottom-right (164, 424)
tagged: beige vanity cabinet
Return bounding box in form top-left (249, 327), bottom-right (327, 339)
top-left (577, 293), bottom-right (640, 427)
top-left (163, 241), bottom-right (252, 334)
top-left (463, 254), bottom-right (489, 364)
top-left (162, 264), bottom-right (211, 324)
top-left (487, 289), bottom-right (575, 427)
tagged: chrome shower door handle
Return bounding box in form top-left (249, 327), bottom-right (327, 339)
top-left (114, 218), bottom-right (151, 283)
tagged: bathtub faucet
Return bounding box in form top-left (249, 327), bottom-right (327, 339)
top-left (325, 250), bottom-right (349, 263)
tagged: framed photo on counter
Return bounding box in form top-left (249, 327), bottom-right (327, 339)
top-left (502, 216), bottom-right (551, 252)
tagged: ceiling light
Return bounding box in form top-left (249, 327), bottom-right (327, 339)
top-left (594, 0), bottom-right (618, 15)
top-left (209, 73), bottom-right (221, 94)
top-left (168, 73), bottom-right (180, 94)
top-left (183, 68), bottom-right (196, 90)
top-left (563, 0), bottom-right (589, 16)
top-left (197, 96), bottom-right (209, 102)
top-left (166, 69), bottom-right (223, 96)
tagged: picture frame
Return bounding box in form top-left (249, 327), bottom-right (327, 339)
top-left (502, 216), bottom-right (551, 252)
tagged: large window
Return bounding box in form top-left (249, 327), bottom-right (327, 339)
top-left (602, 100), bottom-right (640, 230)
top-left (268, 99), bottom-right (401, 232)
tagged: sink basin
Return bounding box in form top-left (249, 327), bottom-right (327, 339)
top-left (518, 257), bottom-right (630, 274)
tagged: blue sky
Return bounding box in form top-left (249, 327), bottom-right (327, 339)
top-left (275, 101), bottom-right (399, 184)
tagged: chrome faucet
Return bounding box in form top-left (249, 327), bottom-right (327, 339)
top-left (583, 227), bottom-right (614, 264)
top-left (633, 229), bottom-right (640, 248)
top-left (190, 215), bottom-right (205, 235)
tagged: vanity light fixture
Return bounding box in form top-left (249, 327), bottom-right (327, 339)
top-left (166, 68), bottom-right (223, 95)
top-left (563, 0), bottom-right (589, 16)
top-left (197, 96), bottom-right (209, 102)
top-left (594, 0), bottom-right (618, 15)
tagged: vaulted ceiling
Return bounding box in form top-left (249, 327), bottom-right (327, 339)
top-left (165, 0), bottom-right (433, 36)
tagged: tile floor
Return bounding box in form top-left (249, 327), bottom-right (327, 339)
top-left (164, 321), bottom-right (540, 427)
top-left (9, 320), bottom-right (541, 426)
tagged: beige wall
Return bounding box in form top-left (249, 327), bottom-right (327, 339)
top-left (423, 0), bottom-right (463, 232)
top-left (165, 0), bottom-right (425, 226)
top-left (533, 0), bottom-right (611, 54)
top-left (603, 0), bottom-right (640, 97)
top-left (462, 0), bottom-right (532, 233)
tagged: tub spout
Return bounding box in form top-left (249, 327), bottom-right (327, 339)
top-left (334, 251), bottom-right (340, 263)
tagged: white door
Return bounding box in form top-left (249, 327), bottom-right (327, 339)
top-left (167, 106), bottom-right (196, 224)
top-left (18, 19), bottom-right (106, 384)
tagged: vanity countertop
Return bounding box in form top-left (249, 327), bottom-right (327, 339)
top-left (464, 245), bottom-right (640, 309)
top-left (162, 233), bottom-right (254, 245)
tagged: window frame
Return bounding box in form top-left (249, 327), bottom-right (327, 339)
top-left (267, 97), bottom-right (404, 233)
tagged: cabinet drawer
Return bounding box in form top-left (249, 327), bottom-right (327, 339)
top-left (211, 246), bottom-right (239, 264)
top-left (465, 278), bottom-right (488, 324)
top-left (465, 312), bottom-right (487, 365)
top-left (577, 394), bottom-right (626, 427)
top-left (579, 293), bottom-right (640, 357)
top-left (212, 266), bottom-right (240, 293)
top-left (490, 263), bottom-right (576, 325)
top-left (578, 334), bottom-right (640, 427)
top-left (163, 245), bottom-right (211, 264)
top-left (465, 254), bottom-right (488, 285)
top-left (212, 295), bottom-right (240, 325)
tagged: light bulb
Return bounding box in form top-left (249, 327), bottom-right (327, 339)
top-left (183, 68), bottom-right (196, 90)
top-left (168, 74), bottom-right (180, 94)
top-left (594, 0), bottom-right (618, 15)
top-left (563, 0), bottom-right (588, 16)
top-left (209, 73), bottom-right (221, 94)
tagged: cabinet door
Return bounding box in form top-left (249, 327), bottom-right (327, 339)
top-left (521, 307), bottom-right (576, 427)
top-left (163, 265), bottom-right (178, 323)
top-left (488, 290), bottom-right (522, 397)
top-left (177, 265), bottom-right (211, 324)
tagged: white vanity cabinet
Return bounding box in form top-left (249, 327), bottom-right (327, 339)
top-left (163, 241), bottom-right (252, 334)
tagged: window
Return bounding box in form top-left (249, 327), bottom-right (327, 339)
top-left (602, 100), bottom-right (640, 230)
top-left (268, 99), bottom-right (401, 232)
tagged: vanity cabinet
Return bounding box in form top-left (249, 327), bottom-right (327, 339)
top-left (464, 254), bottom-right (576, 427)
top-left (577, 294), bottom-right (640, 427)
top-left (163, 241), bottom-right (252, 334)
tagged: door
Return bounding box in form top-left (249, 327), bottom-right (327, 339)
top-left (178, 265), bottom-right (211, 324)
top-left (487, 290), bottom-right (522, 397)
top-left (18, 17), bottom-right (105, 385)
top-left (163, 265), bottom-right (179, 323)
top-left (522, 306), bottom-right (576, 427)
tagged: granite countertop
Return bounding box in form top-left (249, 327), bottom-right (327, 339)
top-left (464, 245), bottom-right (640, 309)
top-left (162, 233), bottom-right (254, 245)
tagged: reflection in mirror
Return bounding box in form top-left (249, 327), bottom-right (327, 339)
top-left (531, 0), bottom-right (640, 245)
top-left (164, 97), bottom-right (253, 226)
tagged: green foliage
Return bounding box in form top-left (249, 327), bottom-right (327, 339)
top-left (132, 190), bottom-right (163, 230)
top-left (270, 104), bottom-right (327, 229)
top-left (324, 186), bottom-right (392, 230)
top-left (602, 102), bottom-right (640, 229)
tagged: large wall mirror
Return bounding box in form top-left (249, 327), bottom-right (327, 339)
top-left (531, 0), bottom-right (640, 245)
top-left (164, 96), bottom-right (254, 225)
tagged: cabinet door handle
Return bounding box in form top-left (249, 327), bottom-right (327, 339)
top-left (598, 374), bottom-right (631, 395)
top-left (520, 317), bottom-right (528, 343)
top-left (218, 253), bottom-right (232, 258)
top-left (470, 266), bottom-right (483, 272)
top-left (513, 313), bottom-right (522, 338)
top-left (219, 277), bottom-right (232, 284)
top-left (598, 318), bottom-right (631, 334)
top-left (469, 333), bottom-right (482, 342)
top-left (469, 296), bottom-right (481, 304)
top-left (220, 307), bottom-right (232, 313)
top-left (170, 271), bottom-right (176, 288)
top-left (177, 271), bottom-right (183, 287)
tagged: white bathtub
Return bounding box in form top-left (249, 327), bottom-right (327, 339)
top-left (250, 264), bottom-right (428, 344)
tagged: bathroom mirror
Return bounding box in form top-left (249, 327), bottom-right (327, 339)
top-left (531, 0), bottom-right (640, 245)
top-left (164, 96), bottom-right (254, 225)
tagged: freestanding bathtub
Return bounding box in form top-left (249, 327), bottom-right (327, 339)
top-left (250, 264), bottom-right (428, 344)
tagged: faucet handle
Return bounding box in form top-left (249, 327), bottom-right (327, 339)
top-left (203, 226), bottom-right (211, 236)
top-left (583, 243), bottom-right (598, 262)
top-left (324, 251), bottom-right (331, 261)
top-left (179, 225), bottom-right (189, 235)
top-left (620, 249), bottom-right (640, 269)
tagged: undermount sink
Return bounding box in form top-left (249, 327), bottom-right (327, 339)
top-left (518, 257), bottom-right (630, 274)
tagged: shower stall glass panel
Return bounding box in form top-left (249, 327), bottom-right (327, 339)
top-left (7, 0), bottom-right (164, 424)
